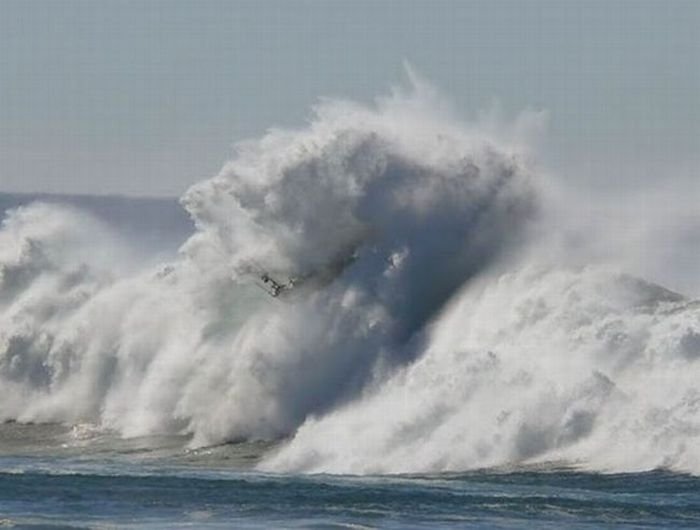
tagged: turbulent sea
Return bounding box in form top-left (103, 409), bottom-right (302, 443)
top-left (2, 79), bottom-right (700, 527)
top-left (4, 424), bottom-right (700, 529)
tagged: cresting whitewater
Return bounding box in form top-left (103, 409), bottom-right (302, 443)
top-left (2, 76), bottom-right (700, 528)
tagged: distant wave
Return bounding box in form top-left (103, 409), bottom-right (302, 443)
top-left (0, 192), bottom-right (192, 256)
top-left (1, 74), bottom-right (699, 475)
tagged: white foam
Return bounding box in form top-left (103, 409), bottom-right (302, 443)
top-left (2, 75), bottom-right (699, 475)
top-left (262, 266), bottom-right (700, 474)
top-left (0, 77), bottom-right (534, 450)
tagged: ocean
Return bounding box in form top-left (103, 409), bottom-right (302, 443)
top-left (1, 84), bottom-right (700, 527)
top-left (3, 423), bottom-right (700, 528)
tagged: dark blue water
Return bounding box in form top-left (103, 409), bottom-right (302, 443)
top-left (2, 455), bottom-right (700, 529)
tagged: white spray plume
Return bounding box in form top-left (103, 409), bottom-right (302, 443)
top-left (0, 76), bottom-right (536, 448)
top-left (2, 73), bottom-right (699, 476)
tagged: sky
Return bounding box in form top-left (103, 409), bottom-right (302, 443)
top-left (0, 0), bottom-right (698, 197)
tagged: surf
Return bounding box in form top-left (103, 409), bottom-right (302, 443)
top-left (1, 74), bottom-right (699, 476)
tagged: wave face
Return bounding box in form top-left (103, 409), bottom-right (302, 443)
top-left (2, 78), bottom-right (699, 474)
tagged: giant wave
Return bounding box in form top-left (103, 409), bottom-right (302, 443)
top-left (1, 75), bottom-right (699, 475)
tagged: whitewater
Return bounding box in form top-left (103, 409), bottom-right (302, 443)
top-left (1, 76), bottom-right (700, 527)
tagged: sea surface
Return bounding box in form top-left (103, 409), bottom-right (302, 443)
top-left (0, 424), bottom-right (699, 529)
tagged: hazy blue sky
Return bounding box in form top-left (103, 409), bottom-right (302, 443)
top-left (1, 0), bottom-right (698, 197)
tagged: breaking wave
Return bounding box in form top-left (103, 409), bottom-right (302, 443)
top-left (263, 267), bottom-right (700, 473)
top-left (1, 75), bottom-right (699, 474)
